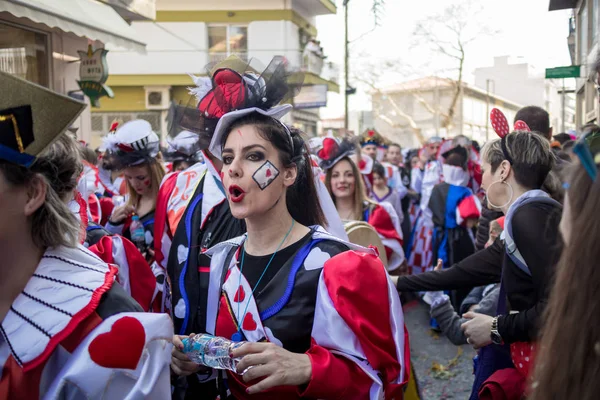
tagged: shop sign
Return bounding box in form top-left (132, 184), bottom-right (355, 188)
top-left (77, 45), bottom-right (114, 107)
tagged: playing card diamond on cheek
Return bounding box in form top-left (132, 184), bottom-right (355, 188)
top-left (253, 160), bottom-right (280, 190)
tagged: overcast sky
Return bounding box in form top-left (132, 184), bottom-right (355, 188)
top-left (316, 0), bottom-right (573, 118)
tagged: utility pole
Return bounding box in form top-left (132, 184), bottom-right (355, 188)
top-left (485, 79), bottom-right (490, 141)
top-left (562, 78), bottom-right (566, 133)
top-left (344, 0), bottom-right (349, 131)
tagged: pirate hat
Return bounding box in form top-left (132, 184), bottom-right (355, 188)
top-left (0, 71), bottom-right (86, 167)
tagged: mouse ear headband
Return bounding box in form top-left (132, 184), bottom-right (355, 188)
top-left (490, 108), bottom-right (531, 165)
top-left (489, 108), bottom-right (530, 138)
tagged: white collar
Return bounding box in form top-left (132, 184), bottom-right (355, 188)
top-left (0, 245), bottom-right (115, 370)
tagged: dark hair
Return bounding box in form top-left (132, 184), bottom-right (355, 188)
top-left (388, 143), bottom-right (401, 150)
top-left (445, 152), bottom-right (466, 169)
top-left (222, 113), bottom-right (325, 227)
top-left (553, 133), bottom-right (572, 145)
top-left (372, 161), bottom-right (386, 177)
top-left (482, 131), bottom-right (554, 190)
top-left (514, 106), bottom-right (551, 138)
top-left (530, 161), bottom-right (600, 400)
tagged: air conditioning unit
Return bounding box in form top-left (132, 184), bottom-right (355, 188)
top-left (144, 86), bottom-right (170, 110)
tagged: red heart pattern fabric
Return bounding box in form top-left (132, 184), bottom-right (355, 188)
top-left (234, 285), bottom-right (245, 303)
top-left (89, 316), bottom-right (146, 370)
top-left (242, 312), bottom-right (257, 331)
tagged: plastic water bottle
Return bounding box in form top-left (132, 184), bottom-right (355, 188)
top-left (130, 215), bottom-right (145, 251)
top-left (182, 334), bottom-right (246, 372)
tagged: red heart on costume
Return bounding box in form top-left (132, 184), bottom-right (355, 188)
top-left (234, 285), bottom-right (245, 302)
top-left (368, 130), bottom-right (375, 137)
top-left (358, 159), bottom-right (366, 170)
top-left (265, 169), bottom-right (272, 178)
top-left (242, 312), bottom-right (257, 331)
top-left (89, 316), bottom-right (145, 370)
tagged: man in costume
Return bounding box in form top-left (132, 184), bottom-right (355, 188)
top-left (0, 71), bottom-right (172, 399)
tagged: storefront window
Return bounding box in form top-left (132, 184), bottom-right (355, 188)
top-left (0, 22), bottom-right (49, 87)
top-left (208, 25), bottom-right (248, 62)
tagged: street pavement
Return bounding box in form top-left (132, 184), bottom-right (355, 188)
top-left (404, 299), bottom-right (477, 399)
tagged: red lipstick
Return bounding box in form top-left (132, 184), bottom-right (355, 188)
top-left (228, 185), bottom-right (246, 203)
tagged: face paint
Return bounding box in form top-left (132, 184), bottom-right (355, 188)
top-left (143, 179), bottom-right (151, 187)
top-left (237, 129), bottom-right (243, 137)
top-left (252, 160), bottom-right (280, 190)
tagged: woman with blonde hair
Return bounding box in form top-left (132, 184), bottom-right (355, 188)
top-left (0, 72), bottom-right (172, 398)
top-left (319, 137), bottom-right (405, 274)
top-left (104, 119), bottom-right (166, 259)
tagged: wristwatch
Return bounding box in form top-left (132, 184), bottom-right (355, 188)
top-left (490, 316), bottom-right (504, 345)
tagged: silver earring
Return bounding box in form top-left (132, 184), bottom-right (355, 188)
top-left (486, 179), bottom-right (514, 209)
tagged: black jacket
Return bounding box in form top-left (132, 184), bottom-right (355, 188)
top-left (396, 201), bottom-right (562, 343)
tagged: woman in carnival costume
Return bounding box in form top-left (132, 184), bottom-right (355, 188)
top-left (0, 72), bottom-right (172, 399)
top-left (319, 137), bottom-right (406, 274)
top-left (104, 119), bottom-right (166, 259)
top-left (156, 57), bottom-right (346, 398)
top-left (68, 144), bottom-right (159, 313)
top-left (170, 56), bottom-right (409, 399)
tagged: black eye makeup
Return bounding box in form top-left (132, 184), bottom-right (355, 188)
top-left (222, 154), bottom-right (233, 165)
top-left (247, 152), bottom-right (265, 162)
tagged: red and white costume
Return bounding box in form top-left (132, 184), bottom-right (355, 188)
top-left (0, 245), bottom-right (172, 398)
top-left (202, 227), bottom-right (409, 399)
top-left (408, 159), bottom-right (442, 274)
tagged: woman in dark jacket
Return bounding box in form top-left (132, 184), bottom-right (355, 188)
top-left (394, 130), bottom-right (561, 350)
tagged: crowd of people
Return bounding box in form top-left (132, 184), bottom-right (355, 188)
top-left (1, 53), bottom-right (600, 400)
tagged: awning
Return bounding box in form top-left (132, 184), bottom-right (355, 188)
top-left (548, 0), bottom-right (577, 11)
top-left (0, 0), bottom-right (146, 53)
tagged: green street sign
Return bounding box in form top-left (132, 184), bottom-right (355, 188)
top-left (545, 65), bottom-right (581, 79)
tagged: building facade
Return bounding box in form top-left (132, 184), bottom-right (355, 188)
top-left (474, 56), bottom-right (576, 133)
top-left (0, 0), bottom-right (149, 145)
top-left (550, 0), bottom-right (599, 129)
top-left (93, 0), bottom-right (339, 144)
top-left (371, 77), bottom-right (522, 148)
